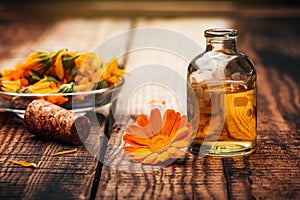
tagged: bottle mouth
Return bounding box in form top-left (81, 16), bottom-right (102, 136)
top-left (205, 28), bottom-right (238, 38)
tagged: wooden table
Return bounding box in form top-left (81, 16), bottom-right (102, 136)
top-left (0, 2), bottom-right (299, 199)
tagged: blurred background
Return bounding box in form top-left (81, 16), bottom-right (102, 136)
top-left (1, 0), bottom-right (300, 19)
top-left (0, 0), bottom-right (299, 83)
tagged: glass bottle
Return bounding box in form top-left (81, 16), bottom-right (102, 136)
top-left (187, 28), bottom-right (257, 157)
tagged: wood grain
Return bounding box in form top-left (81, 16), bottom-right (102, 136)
top-left (223, 130), bottom-right (300, 199)
top-left (0, 112), bottom-right (103, 199)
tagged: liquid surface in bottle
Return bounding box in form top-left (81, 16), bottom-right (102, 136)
top-left (189, 81), bottom-right (256, 157)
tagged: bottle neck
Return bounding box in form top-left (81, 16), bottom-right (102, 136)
top-left (205, 37), bottom-right (237, 54)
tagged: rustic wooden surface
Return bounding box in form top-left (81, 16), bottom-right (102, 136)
top-left (0, 3), bottom-right (299, 200)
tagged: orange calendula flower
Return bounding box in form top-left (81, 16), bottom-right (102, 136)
top-left (44, 95), bottom-right (68, 105)
top-left (101, 57), bottom-right (126, 86)
top-left (16, 51), bottom-right (59, 75)
top-left (0, 50), bottom-right (126, 107)
top-left (0, 79), bottom-right (21, 93)
top-left (1, 67), bottom-right (26, 81)
top-left (123, 108), bottom-right (193, 165)
top-left (26, 76), bottom-right (58, 94)
top-left (74, 52), bottom-right (103, 92)
top-left (46, 50), bottom-right (77, 81)
top-left (24, 76), bottom-right (68, 104)
top-left (74, 52), bottom-right (89, 69)
top-left (53, 50), bottom-right (65, 80)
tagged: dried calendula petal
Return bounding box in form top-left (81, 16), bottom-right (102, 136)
top-left (10, 160), bottom-right (37, 168)
top-left (51, 148), bottom-right (77, 156)
top-left (147, 100), bottom-right (166, 106)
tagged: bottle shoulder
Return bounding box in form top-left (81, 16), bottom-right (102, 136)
top-left (189, 51), bottom-right (255, 72)
top-left (188, 51), bottom-right (256, 86)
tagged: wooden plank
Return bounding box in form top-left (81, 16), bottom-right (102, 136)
top-left (223, 130), bottom-right (300, 199)
top-left (0, 112), bottom-right (105, 199)
top-left (0, 20), bottom-right (56, 66)
top-left (0, 18), bottom-right (131, 199)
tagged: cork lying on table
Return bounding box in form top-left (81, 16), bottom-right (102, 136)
top-left (24, 99), bottom-right (90, 145)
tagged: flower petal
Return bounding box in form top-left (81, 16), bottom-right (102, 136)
top-left (150, 108), bottom-right (162, 136)
top-left (128, 155), bottom-right (149, 163)
top-left (126, 124), bottom-right (149, 138)
top-left (137, 114), bottom-right (150, 127)
top-left (124, 146), bottom-right (151, 154)
top-left (1, 79), bottom-right (21, 93)
top-left (157, 151), bottom-right (170, 163)
top-left (172, 127), bottom-right (192, 142)
top-left (54, 51), bottom-right (65, 80)
top-left (179, 115), bottom-right (188, 129)
top-left (123, 134), bottom-right (150, 147)
top-left (169, 112), bottom-right (182, 140)
top-left (125, 147), bottom-right (152, 162)
top-left (171, 140), bottom-right (190, 148)
top-left (161, 109), bottom-right (176, 135)
top-left (167, 147), bottom-right (184, 158)
top-left (142, 153), bottom-right (159, 164)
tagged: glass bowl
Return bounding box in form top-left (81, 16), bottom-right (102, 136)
top-left (0, 77), bottom-right (124, 118)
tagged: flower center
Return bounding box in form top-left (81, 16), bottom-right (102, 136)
top-left (148, 133), bottom-right (170, 153)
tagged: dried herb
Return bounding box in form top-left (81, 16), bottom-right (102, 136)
top-left (147, 100), bottom-right (166, 105)
top-left (10, 160), bottom-right (37, 168)
top-left (0, 50), bottom-right (126, 105)
top-left (51, 148), bottom-right (78, 156)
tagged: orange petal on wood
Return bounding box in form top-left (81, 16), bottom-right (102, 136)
top-left (50, 148), bottom-right (77, 156)
top-left (10, 160), bottom-right (37, 168)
